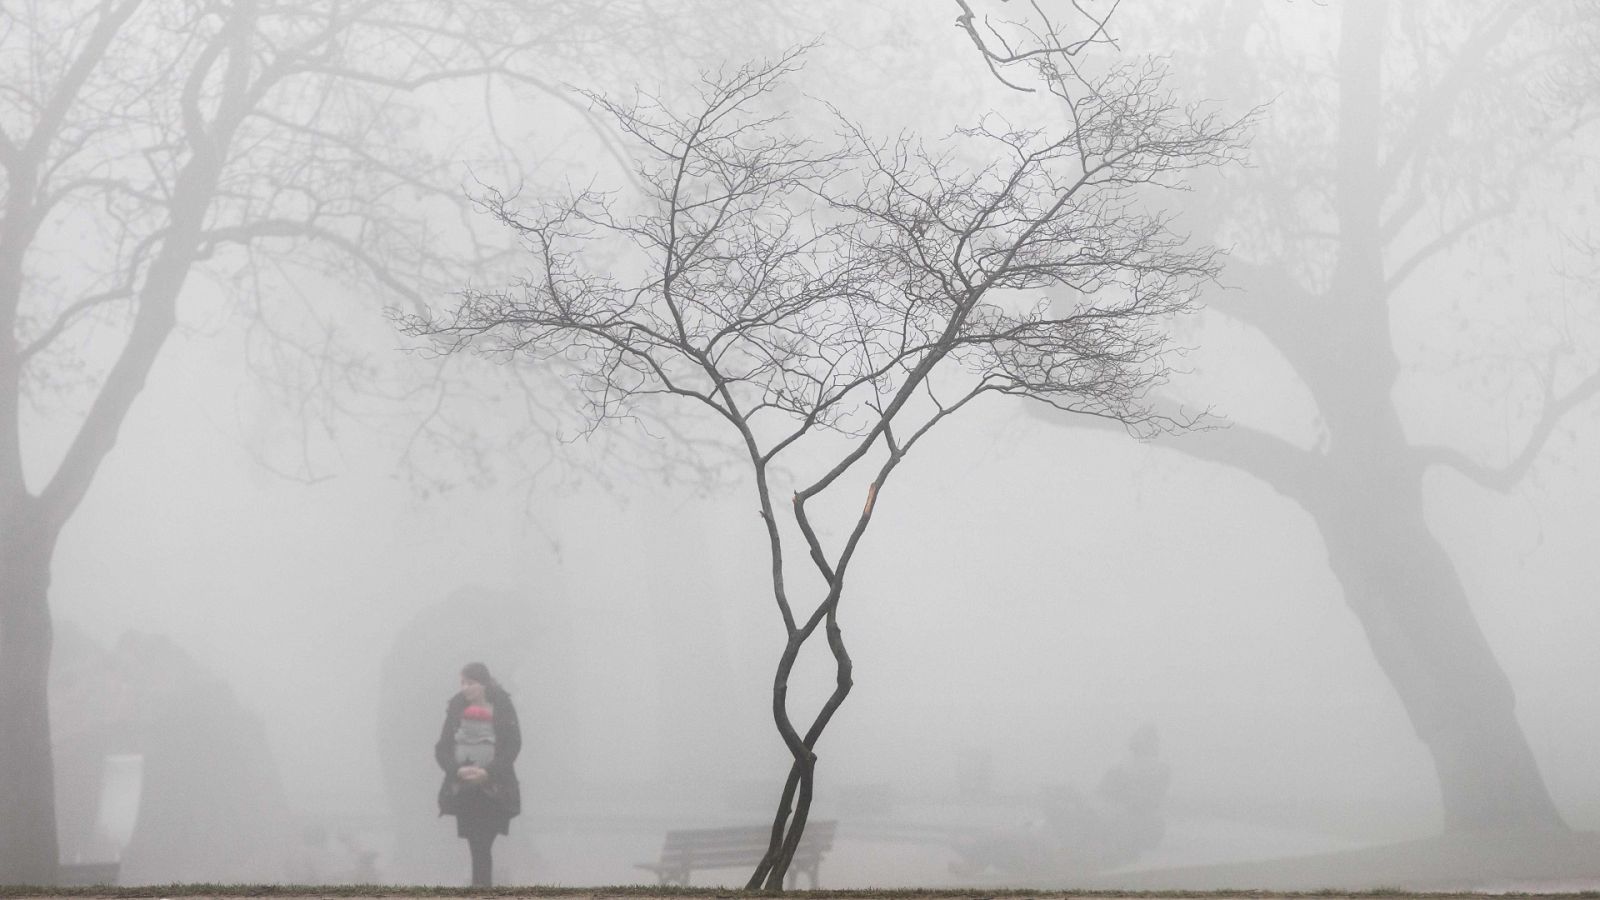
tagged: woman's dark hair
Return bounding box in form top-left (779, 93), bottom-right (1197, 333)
top-left (460, 662), bottom-right (496, 687)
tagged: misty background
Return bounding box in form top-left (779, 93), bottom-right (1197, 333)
top-left (6, 0), bottom-right (1599, 889)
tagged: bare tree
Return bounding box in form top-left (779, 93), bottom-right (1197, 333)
top-left (961, 0), bottom-right (1600, 833)
top-left (402, 45), bottom-right (1247, 888)
top-left (0, 0), bottom-right (793, 883)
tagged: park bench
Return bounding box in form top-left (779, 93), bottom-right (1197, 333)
top-left (635, 820), bottom-right (837, 888)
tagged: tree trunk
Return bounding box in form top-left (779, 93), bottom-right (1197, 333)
top-left (1310, 0), bottom-right (1562, 831)
top-left (748, 629), bottom-right (818, 891)
top-left (747, 755), bottom-right (817, 891)
top-left (764, 757), bottom-right (815, 890)
top-left (0, 499), bottom-right (60, 884)
top-left (1308, 455), bottom-right (1566, 831)
top-left (1051, 0), bottom-right (1569, 835)
top-left (748, 610), bottom-right (852, 890)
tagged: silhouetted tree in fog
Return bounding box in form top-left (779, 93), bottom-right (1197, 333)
top-left (402, 43), bottom-right (1248, 888)
top-left (0, 0), bottom-right (788, 884)
top-left (966, 0), bottom-right (1600, 833)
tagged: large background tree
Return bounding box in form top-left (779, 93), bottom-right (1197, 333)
top-left (404, 41), bottom-right (1247, 888)
top-left (0, 0), bottom-right (797, 883)
top-left (967, 0), bottom-right (1600, 834)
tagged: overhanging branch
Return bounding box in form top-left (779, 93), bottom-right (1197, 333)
top-left (1029, 394), bottom-right (1322, 502)
top-left (1417, 365), bottom-right (1600, 491)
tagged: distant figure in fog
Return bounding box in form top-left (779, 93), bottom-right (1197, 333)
top-left (949, 724), bottom-right (1170, 879)
top-left (435, 662), bottom-right (522, 886)
top-left (1093, 723), bottom-right (1170, 866)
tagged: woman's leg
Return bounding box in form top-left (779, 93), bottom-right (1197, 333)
top-left (467, 828), bottom-right (495, 887)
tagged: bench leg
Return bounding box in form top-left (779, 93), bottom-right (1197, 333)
top-left (780, 862), bottom-right (821, 890)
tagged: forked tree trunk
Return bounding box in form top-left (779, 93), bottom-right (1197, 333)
top-left (747, 636), bottom-right (820, 891)
top-left (748, 616), bottom-right (852, 890)
top-left (0, 500), bottom-right (60, 884)
top-left (747, 756), bottom-right (815, 890)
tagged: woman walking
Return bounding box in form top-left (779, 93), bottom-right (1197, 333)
top-left (435, 662), bottom-right (521, 886)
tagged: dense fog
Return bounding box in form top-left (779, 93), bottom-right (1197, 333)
top-left (4, 0), bottom-right (1599, 890)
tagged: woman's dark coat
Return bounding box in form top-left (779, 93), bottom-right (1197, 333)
top-left (435, 686), bottom-right (522, 833)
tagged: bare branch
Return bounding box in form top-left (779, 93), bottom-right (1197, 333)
top-left (1379, 0), bottom-right (1536, 195)
top-left (18, 283), bottom-right (139, 361)
top-left (954, 0), bottom-right (1122, 94)
top-left (1385, 194), bottom-right (1519, 293)
top-left (1417, 365), bottom-right (1600, 491)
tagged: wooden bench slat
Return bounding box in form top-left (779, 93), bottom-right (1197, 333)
top-left (659, 823), bottom-right (836, 843)
top-left (635, 820), bottom-right (836, 887)
top-left (663, 844), bottom-right (830, 858)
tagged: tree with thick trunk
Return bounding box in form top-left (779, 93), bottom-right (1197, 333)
top-left (1181, 0), bottom-right (1600, 831)
top-left (0, 0), bottom-right (774, 882)
top-left (967, 0), bottom-right (1599, 831)
top-left (403, 46), bottom-right (1248, 889)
